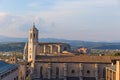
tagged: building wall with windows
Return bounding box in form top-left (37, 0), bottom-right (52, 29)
top-left (33, 62), bottom-right (111, 80)
top-left (31, 55), bottom-right (118, 80)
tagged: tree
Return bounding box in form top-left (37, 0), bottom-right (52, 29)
top-left (114, 52), bottom-right (120, 56)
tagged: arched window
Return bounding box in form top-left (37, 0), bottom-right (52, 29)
top-left (103, 68), bottom-right (106, 78)
top-left (29, 55), bottom-right (31, 59)
top-left (40, 66), bottom-right (43, 79)
top-left (56, 67), bottom-right (59, 79)
top-left (30, 33), bottom-right (32, 39)
top-left (87, 70), bottom-right (90, 74)
top-left (71, 69), bottom-right (75, 74)
top-left (34, 33), bottom-right (35, 39)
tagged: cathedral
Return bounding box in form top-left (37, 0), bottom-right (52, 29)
top-left (23, 24), bottom-right (120, 80)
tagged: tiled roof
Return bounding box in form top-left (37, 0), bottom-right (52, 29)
top-left (36, 54), bottom-right (74, 59)
top-left (0, 61), bottom-right (8, 68)
top-left (0, 61), bottom-right (18, 74)
top-left (35, 55), bottom-right (120, 63)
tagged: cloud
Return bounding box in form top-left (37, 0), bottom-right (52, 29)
top-left (0, 12), bottom-right (55, 38)
top-left (28, 3), bottom-right (39, 8)
top-left (0, 0), bottom-right (120, 41)
top-left (0, 12), bottom-right (7, 16)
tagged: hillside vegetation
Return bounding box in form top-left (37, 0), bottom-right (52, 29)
top-left (0, 41), bottom-right (120, 52)
top-left (0, 42), bottom-right (25, 52)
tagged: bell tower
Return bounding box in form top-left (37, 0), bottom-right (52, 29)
top-left (28, 24), bottom-right (38, 44)
top-left (28, 24), bottom-right (38, 68)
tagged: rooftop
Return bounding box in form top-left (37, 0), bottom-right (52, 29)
top-left (35, 55), bottom-right (120, 63)
top-left (0, 60), bottom-right (18, 74)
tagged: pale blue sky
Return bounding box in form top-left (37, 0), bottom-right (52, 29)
top-left (0, 0), bottom-right (120, 41)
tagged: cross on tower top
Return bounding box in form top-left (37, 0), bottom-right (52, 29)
top-left (32, 23), bottom-right (35, 29)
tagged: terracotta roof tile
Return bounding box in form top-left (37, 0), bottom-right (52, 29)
top-left (35, 55), bottom-right (120, 63)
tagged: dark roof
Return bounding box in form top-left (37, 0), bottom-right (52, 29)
top-left (0, 61), bottom-right (19, 74)
top-left (36, 54), bottom-right (74, 59)
top-left (35, 55), bottom-right (120, 63)
top-left (0, 61), bottom-right (8, 68)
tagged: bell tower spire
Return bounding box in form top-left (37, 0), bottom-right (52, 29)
top-left (28, 23), bottom-right (39, 68)
top-left (32, 22), bottom-right (35, 28)
top-left (29, 23), bottom-right (39, 43)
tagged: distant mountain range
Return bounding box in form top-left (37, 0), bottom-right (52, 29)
top-left (0, 35), bottom-right (120, 52)
top-left (0, 35), bottom-right (27, 42)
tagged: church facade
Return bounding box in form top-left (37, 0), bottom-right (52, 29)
top-left (23, 25), bottom-right (120, 80)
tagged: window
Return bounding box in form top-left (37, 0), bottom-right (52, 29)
top-left (87, 70), bottom-right (90, 74)
top-left (71, 70), bottom-right (75, 74)
top-left (29, 48), bottom-right (31, 51)
top-left (103, 68), bottom-right (106, 78)
top-left (56, 67), bottom-right (59, 78)
top-left (34, 33), bottom-right (35, 38)
top-left (16, 76), bottom-right (18, 80)
top-left (30, 55), bottom-right (31, 59)
top-left (40, 66), bottom-right (43, 79)
top-left (14, 77), bottom-right (16, 80)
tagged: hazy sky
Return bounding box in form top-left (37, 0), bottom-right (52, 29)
top-left (0, 0), bottom-right (120, 42)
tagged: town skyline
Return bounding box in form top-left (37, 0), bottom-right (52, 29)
top-left (0, 0), bottom-right (120, 42)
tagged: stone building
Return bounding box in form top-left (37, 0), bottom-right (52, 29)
top-left (106, 59), bottom-right (120, 80)
top-left (23, 25), bottom-right (120, 80)
top-left (34, 55), bottom-right (120, 80)
top-left (24, 24), bottom-right (71, 68)
top-left (9, 56), bottom-right (17, 64)
top-left (0, 60), bottom-right (19, 80)
top-left (77, 48), bottom-right (91, 54)
top-left (36, 42), bottom-right (71, 55)
top-left (106, 65), bottom-right (116, 80)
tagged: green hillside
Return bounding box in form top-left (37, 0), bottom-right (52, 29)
top-left (0, 42), bottom-right (25, 52)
